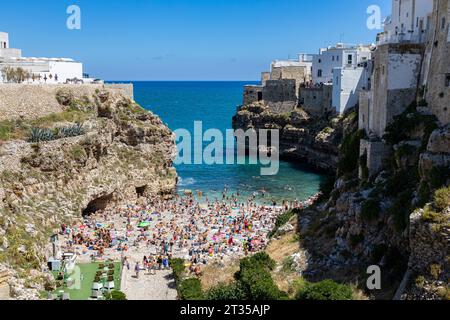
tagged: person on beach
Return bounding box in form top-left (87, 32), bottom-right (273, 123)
top-left (56, 190), bottom-right (322, 284)
top-left (135, 262), bottom-right (140, 278)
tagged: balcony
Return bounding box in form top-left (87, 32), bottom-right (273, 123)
top-left (377, 30), bottom-right (429, 46)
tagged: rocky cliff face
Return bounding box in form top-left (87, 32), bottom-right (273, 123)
top-left (0, 87), bottom-right (177, 299)
top-left (295, 110), bottom-right (449, 299)
top-left (233, 93), bottom-right (449, 299)
top-left (232, 102), bottom-right (344, 173)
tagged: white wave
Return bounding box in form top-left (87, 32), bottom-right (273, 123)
top-left (178, 177), bottom-right (196, 186)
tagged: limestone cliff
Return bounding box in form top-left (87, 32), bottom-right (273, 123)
top-left (292, 107), bottom-right (449, 300)
top-left (232, 102), bottom-right (345, 173)
top-left (0, 86), bottom-right (177, 299)
top-left (233, 79), bottom-right (450, 299)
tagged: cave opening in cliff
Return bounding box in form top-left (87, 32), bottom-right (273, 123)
top-left (82, 193), bottom-right (114, 217)
top-left (136, 185), bottom-right (147, 198)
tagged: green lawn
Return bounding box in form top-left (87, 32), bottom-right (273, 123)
top-left (53, 262), bottom-right (122, 300)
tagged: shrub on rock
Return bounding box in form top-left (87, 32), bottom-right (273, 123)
top-left (295, 279), bottom-right (353, 300)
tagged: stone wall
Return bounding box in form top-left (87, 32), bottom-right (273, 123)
top-left (262, 79), bottom-right (297, 113)
top-left (424, 0), bottom-right (450, 126)
top-left (299, 84), bottom-right (332, 115)
top-left (271, 66), bottom-right (308, 95)
top-left (261, 72), bottom-right (271, 86)
top-left (359, 90), bottom-right (372, 133)
top-left (104, 83), bottom-right (134, 100)
top-left (0, 83), bottom-right (133, 121)
top-left (243, 85), bottom-right (263, 106)
top-left (370, 43), bottom-right (424, 137)
top-left (359, 139), bottom-right (392, 178)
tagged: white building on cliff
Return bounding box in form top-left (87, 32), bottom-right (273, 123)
top-left (0, 31), bottom-right (87, 84)
top-left (311, 43), bottom-right (372, 85)
top-left (377, 0), bottom-right (434, 44)
top-left (310, 43), bottom-right (374, 114)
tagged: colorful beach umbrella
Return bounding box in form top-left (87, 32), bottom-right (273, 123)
top-left (138, 221), bottom-right (151, 228)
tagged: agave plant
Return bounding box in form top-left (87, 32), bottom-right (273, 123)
top-left (29, 123), bottom-right (85, 143)
top-left (29, 127), bottom-right (56, 143)
top-left (57, 123), bottom-right (85, 138)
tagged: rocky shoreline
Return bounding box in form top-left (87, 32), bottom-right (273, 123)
top-left (232, 102), bottom-right (345, 173)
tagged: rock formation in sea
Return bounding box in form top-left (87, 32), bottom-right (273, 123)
top-left (232, 102), bottom-right (344, 173)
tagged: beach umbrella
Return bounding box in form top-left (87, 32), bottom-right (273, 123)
top-left (138, 221), bottom-right (151, 228)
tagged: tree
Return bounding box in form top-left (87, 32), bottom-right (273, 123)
top-left (295, 279), bottom-right (353, 300)
top-left (1, 66), bottom-right (31, 83)
top-left (234, 252), bottom-right (285, 300)
top-left (104, 290), bottom-right (127, 300)
top-left (206, 282), bottom-right (247, 300)
top-left (179, 278), bottom-right (204, 300)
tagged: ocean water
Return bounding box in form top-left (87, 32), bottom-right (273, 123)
top-left (122, 81), bottom-right (323, 204)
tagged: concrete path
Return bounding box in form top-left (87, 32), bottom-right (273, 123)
top-left (120, 266), bottom-right (178, 300)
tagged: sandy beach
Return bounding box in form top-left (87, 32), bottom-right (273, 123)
top-left (55, 193), bottom-right (319, 300)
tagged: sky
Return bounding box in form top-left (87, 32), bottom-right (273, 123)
top-left (1, 0), bottom-right (391, 81)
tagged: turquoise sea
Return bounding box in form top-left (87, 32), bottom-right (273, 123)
top-left (117, 81), bottom-right (324, 204)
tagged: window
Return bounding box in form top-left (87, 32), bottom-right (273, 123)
top-left (442, 17), bottom-right (446, 30)
top-left (445, 74), bottom-right (450, 87)
top-left (332, 56), bottom-right (335, 61)
top-left (318, 59), bottom-right (322, 63)
top-left (348, 54), bottom-right (353, 65)
top-left (317, 69), bottom-right (322, 77)
top-left (337, 55), bottom-right (339, 61)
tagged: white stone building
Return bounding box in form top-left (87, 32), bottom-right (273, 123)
top-left (332, 59), bottom-right (373, 114)
top-left (311, 43), bottom-right (373, 85)
top-left (0, 31), bottom-right (87, 84)
top-left (311, 43), bottom-right (373, 114)
top-left (378, 0), bottom-right (433, 44)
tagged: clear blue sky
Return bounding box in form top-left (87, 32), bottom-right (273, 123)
top-left (1, 0), bottom-right (391, 80)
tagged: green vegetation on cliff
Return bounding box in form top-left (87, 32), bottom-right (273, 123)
top-left (0, 109), bottom-right (92, 142)
top-left (295, 279), bottom-right (353, 300)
